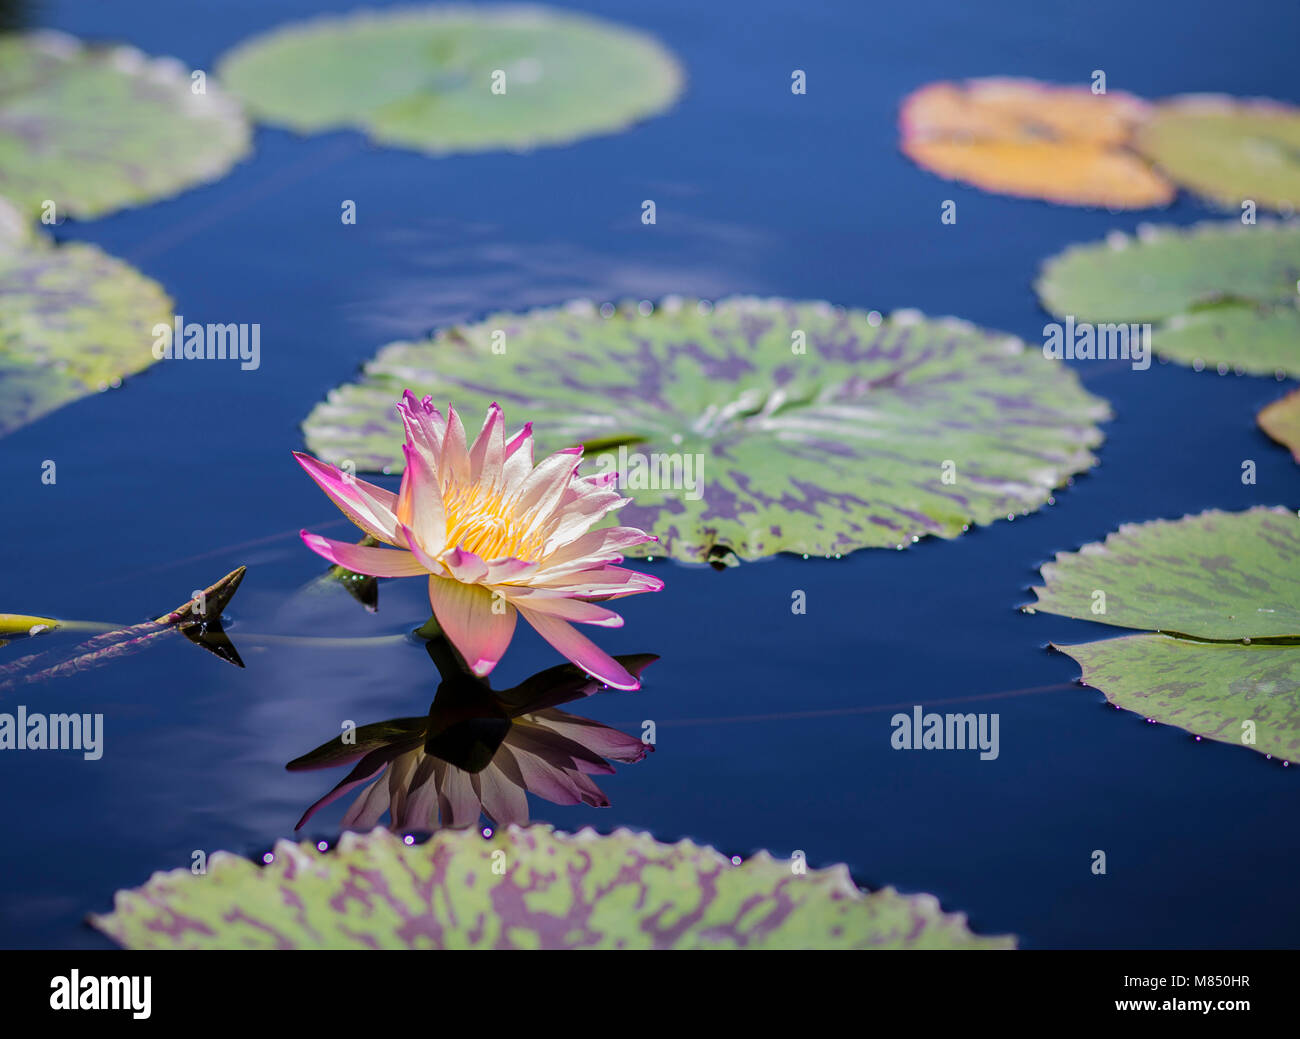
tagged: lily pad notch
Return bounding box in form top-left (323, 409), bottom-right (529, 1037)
top-left (1026, 507), bottom-right (1300, 761)
top-left (1036, 219), bottom-right (1300, 379)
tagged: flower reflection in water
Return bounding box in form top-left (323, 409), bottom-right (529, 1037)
top-left (289, 640), bottom-right (654, 833)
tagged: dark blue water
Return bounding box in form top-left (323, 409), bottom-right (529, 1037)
top-left (2, 0), bottom-right (1298, 948)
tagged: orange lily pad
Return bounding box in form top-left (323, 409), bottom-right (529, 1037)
top-left (899, 78), bottom-right (1175, 209)
top-left (1259, 388), bottom-right (1300, 463)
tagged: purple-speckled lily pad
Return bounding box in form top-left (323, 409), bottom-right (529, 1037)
top-left (302, 297), bottom-right (1109, 564)
top-left (89, 825), bottom-right (1016, 949)
top-left (1027, 507), bottom-right (1300, 758)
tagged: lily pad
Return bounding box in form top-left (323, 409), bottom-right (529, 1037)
top-left (1036, 220), bottom-right (1300, 377)
top-left (1028, 507), bottom-right (1300, 639)
top-left (0, 31), bottom-right (251, 220)
top-left (89, 825), bottom-right (1016, 950)
top-left (301, 297), bottom-right (1110, 563)
top-left (899, 78), bottom-right (1174, 209)
top-left (216, 5), bottom-right (683, 155)
top-left (1258, 388), bottom-right (1300, 463)
top-left (1058, 634), bottom-right (1300, 760)
top-left (1134, 95), bottom-right (1300, 212)
top-left (0, 198), bottom-right (173, 436)
top-left (1027, 507), bottom-right (1300, 758)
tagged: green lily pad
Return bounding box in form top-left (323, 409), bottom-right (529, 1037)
top-left (1027, 507), bottom-right (1300, 639)
top-left (1036, 220), bottom-right (1300, 377)
top-left (89, 825), bottom-right (1016, 949)
top-left (1134, 95), bottom-right (1300, 212)
top-left (1258, 387), bottom-right (1300, 463)
top-left (1058, 635), bottom-right (1300, 760)
top-left (0, 199), bottom-right (173, 436)
top-left (301, 297), bottom-right (1110, 563)
top-left (0, 30), bottom-right (251, 220)
top-left (1027, 507), bottom-right (1300, 758)
top-left (216, 6), bottom-right (683, 155)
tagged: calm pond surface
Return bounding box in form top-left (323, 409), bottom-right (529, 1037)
top-left (2, 0), bottom-right (1298, 948)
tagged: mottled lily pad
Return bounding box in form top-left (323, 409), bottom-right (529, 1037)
top-left (1134, 95), bottom-right (1300, 212)
top-left (0, 199), bottom-right (173, 435)
top-left (89, 825), bottom-right (1016, 949)
top-left (1028, 507), bottom-right (1300, 639)
top-left (1258, 388), bottom-right (1300, 463)
top-left (216, 5), bottom-right (683, 155)
top-left (1036, 220), bottom-right (1300, 377)
top-left (1027, 507), bottom-right (1300, 758)
top-left (1059, 634), bottom-right (1300, 760)
top-left (899, 78), bottom-right (1174, 209)
top-left (0, 31), bottom-right (250, 220)
top-left (301, 297), bottom-right (1110, 563)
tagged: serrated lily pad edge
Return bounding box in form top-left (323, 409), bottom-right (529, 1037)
top-left (1052, 634), bottom-right (1300, 762)
top-left (89, 824), bottom-right (1018, 950)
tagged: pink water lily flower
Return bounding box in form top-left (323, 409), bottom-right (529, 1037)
top-left (294, 393), bottom-right (663, 689)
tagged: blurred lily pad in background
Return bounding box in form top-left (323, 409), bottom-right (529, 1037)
top-left (302, 297), bottom-right (1110, 564)
top-left (1258, 388), bottom-right (1300, 462)
top-left (0, 197), bottom-right (172, 436)
top-left (901, 78), bottom-right (1300, 212)
top-left (217, 5), bottom-right (684, 155)
top-left (90, 825), bottom-right (1017, 949)
top-left (1036, 220), bottom-right (1300, 377)
top-left (898, 78), bottom-right (1175, 209)
top-left (0, 30), bottom-right (250, 220)
top-left (1135, 95), bottom-right (1300, 212)
top-left (1026, 507), bottom-right (1300, 759)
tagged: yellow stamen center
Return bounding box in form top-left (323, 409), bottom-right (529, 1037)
top-left (440, 480), bottom-right (547, 562)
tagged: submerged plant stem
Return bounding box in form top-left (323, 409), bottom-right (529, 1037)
top-left (20, 620), bottom-right (415, 649)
